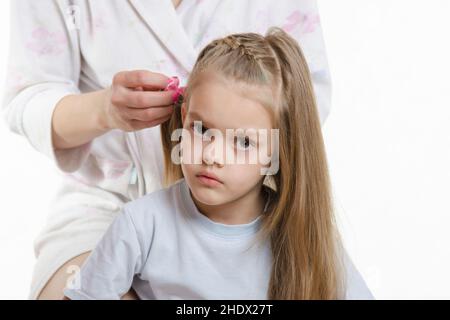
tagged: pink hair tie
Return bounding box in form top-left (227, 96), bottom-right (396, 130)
top-left (164, 76), bottom-right (186, 107)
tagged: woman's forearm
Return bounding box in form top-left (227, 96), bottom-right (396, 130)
top-left (51, 70), bottom-right (175, 150)
top-left (51, 89), bottom-right (110, 150)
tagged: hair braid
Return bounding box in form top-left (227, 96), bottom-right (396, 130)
top-left (220, 36), bottom-right (260, 61)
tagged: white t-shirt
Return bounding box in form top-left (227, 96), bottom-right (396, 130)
top-left (63, 178), bottom-right (374, 300)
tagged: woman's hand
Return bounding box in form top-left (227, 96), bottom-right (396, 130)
top-left (52, 70), bottom-right (176, 150)
top-left (100, 70), bottom-right (176, 132)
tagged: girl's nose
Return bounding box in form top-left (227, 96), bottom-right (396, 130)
top-left (202, 136), bottom-right (225, 167)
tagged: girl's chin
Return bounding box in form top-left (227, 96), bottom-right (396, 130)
top-left (190, 187), bottom-right (225, 206)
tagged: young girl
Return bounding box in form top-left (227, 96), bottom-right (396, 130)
top-left (63, 27), bottom-right (373, 300)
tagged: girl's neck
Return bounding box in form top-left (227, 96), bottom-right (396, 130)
top-left (191, 183), bottom-right (267, 225)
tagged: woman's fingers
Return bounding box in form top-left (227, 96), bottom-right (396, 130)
top-left (107, 69), bottom-right (179, 131)
top-left (123, 105), bottom-right (174, 122)
top-left (128, 112), bottom-right (174, 131)
top-left (113, 70), bottom-right (169, 90)
top-left (112, 85), bottom-right (175, 108)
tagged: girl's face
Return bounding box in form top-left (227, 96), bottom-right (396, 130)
top-left (180, 73), bottom-right (274, 208)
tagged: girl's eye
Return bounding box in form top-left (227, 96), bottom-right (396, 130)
top-left (234, 136), bottom-right (255, 150)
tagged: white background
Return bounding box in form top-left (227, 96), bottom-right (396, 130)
top-left (1, 0), bottom-right (449, 299)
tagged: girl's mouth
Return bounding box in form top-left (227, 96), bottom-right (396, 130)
top-left (196, 173), bottom-right (223, 187)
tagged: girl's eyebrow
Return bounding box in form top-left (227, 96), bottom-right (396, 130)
top-left (187, 110), bottom-right (266, 135)
top-left (187, 110), bottom-right (203, 119)
top-left (187, 111), bottom-right (214, 128)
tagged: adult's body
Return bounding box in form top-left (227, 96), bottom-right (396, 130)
top-left (2, 0), bottom-right (331, 299)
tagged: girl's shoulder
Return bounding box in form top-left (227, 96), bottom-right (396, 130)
top-left (122, 178), bottom-right (185, 222)
top-left (341, 249), bottom-right (375, 300)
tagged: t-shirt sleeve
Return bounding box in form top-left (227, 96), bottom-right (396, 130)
top-left (63, 206), bottom-right (145, 300)
top-left (343, 250), bottom-right (375, 300)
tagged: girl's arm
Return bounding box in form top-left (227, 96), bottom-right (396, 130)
top-left (63, 207), bottom-right (145, 300)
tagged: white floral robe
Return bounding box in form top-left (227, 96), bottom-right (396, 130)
top-left (2, 0), bottom-right (332, 299)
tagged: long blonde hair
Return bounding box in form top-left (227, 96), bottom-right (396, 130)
top-left (160, 27), bottom-right (346, 299)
